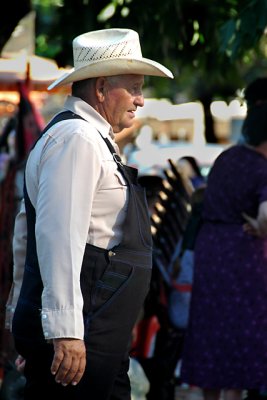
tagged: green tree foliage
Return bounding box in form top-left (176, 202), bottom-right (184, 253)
top-left (2, 0), bottom-right (267, 141)
top-left (89, 0), bottom-right (267, 141)
top-left (219, 0), bottom-right (267, 60)
top-left (3, 0), bottom-right (267, 98)
top-left (32, 1), bottom-right (267, 94)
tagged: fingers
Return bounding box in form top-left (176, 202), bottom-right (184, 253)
top-left (71, 354), bottom-right (87, 386)
top-left (51, 338), bottom-right (86, 386)
top-left (242, 212), bottom-right (258, 227)
top-left (15, 355), bottom-right (26, 373)
top-left (243, 223), bottom-right (259, 237)
top-left (242, 211), bottom-right (259, 235)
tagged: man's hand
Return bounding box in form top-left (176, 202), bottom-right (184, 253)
top-left (51, 338), bottom-right (86, 386)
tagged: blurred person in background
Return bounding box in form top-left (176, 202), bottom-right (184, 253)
top-left (0, 84), bottom-right (44, 382)
top-left (134, 159), bottom-right (205, 400)
top-left (242, 77), bottom-right (267, 400)
top-left (177, 155), bottom-right (206, 190)
top-left (180, 77), bottom-right (267, 400)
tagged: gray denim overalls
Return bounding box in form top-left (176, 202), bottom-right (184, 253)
top-left (12, 111), bottom-right (152, 400)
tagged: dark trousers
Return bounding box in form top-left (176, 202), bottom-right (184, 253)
top-left (15, 340), bottom-right (130, 400)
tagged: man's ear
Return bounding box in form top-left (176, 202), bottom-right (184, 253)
top-left (95, 77), bottom-right (106, 102)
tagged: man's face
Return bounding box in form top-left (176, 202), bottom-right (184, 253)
top-left (101, 74), bottom-right (144, 133)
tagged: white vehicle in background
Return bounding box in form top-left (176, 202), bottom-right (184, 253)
top-left (126, 139), bottom-right (229, 179)
top-left (122, 98), bottom-right (242, 178)
top-left (124, 118), bottom-right (231, 179)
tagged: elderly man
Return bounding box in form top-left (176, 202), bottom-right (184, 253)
top-left (6, 28), bottom-right (173, 399)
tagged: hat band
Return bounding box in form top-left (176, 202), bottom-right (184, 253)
top-left (73, 39), bottom-right (142, 69)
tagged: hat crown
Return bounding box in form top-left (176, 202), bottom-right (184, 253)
top-left (73, 29), bottom-right (142, 70)
top-left (47, 28), bottom-right (173, 90)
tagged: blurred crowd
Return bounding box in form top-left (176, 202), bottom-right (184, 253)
top-left (0, 82), bottom-right (44, 382)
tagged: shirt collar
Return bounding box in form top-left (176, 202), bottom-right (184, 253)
top-left (63, 95), bottom-right (114, 139)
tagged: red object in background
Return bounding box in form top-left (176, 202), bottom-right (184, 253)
top-left (16, 82), bottom-right (45, 162)
top-left (131, 315), bottom-right (161, 359)
top-left (0, 81), bottom-right (45, 372)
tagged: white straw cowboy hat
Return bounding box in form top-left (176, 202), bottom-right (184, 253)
top-left (48, 28), bottom-right (174, 90)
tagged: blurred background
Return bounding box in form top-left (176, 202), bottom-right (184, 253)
top-left (1, 0), bottom-right (267, 162)
top-left (1, 0), bottom-right (266, 174)
top-left (0, 1), bottom-right (267, 398)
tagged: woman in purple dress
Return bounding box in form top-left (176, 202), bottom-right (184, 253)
top-left (180, 85), bottom-right (267, 400)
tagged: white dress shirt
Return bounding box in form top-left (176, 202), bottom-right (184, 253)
top-left (6, 95), bottom-right (128, 340)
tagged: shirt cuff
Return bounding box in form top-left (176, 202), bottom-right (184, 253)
top-left (41, 308), bottom-right (84, 340)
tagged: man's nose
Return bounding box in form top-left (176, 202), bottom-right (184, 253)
top-left (135, 94), bottom-right (144, 107)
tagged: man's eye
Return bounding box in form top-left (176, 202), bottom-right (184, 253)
top-left (132, 86), bottom-right (142, 95)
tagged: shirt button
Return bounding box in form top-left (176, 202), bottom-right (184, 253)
top-left (42, 314), bottom-right (47, 319)
top-left (44, 332), bottom-right (49, 337)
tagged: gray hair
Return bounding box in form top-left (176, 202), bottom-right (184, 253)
top-left (71, 78), bottom-right (97, 99)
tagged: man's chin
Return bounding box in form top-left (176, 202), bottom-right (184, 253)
top-left (123, 120), bottom-right (135, 130)
top-left (115, 125), bottom-right (132, 134)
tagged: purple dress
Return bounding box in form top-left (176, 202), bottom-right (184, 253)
top-left (180, 145), bottom-right (267, 389)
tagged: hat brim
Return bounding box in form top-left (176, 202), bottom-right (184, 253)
top-left (48, 57), bottom-right (174, 90)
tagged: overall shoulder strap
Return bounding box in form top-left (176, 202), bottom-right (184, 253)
top-left (36, 110), bottom-right (137, 182)
top-left (42, 111), bottom-right (84, 136)
top-left (30, 111), bottom-right (85, 152)
top-left (102, 136), bottom-right (138, 183)
top-left (43, 110), bottom-right (119, 160)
